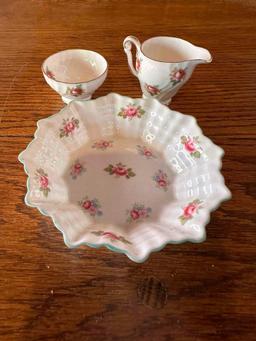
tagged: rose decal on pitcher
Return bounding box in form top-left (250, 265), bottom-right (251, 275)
top-left (170, 67), bottom-right (187, 86)
top-left (118, 104), bottom-right (145, 120)
top-left (59, 117), bottom-right (79, 138)
top-left (145, 84), bottom-right (160, 96)
top-left (104, 162), bottom-right (136, 179)
top-left (35, 168), bottom-right (50, 197)
top-left (136, 57), bottom-right (142, 72)
top-left (179, 199), bottom-right (203, 225)
top-left (91, 231), bottom-right (132, 245)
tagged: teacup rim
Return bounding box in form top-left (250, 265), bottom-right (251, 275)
top-left (41, 49), bottom-right (108, 85)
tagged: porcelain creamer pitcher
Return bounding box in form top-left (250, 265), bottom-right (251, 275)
top-left (123, 36), bottom-right (212, 105)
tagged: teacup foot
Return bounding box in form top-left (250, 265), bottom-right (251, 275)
top-left (61, 95), bottom-right (92, 104)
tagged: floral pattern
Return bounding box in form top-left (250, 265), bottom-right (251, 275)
top-left (91, 231), bottom-right (132, 245)
top-left (104, 162), bottom-right (136, 179)
top-left (136, 57), bottom-right (142, 72)
top-left (92, 140), bottom-right (113, 150)
top-left (59, 117), bottom-right (79, 138)
top-left (70, 160), bottom-right (86, 179)
top-left (66, 84), bottom-right (84, 97)
top-left (45, 67), bottom-right (55, 80)
top-left (126, 203), bottom-right (152, 223)
top-left (136, 145), bottom-right (157, 159)
top-left (181, 136), bottom-right (201, 158)
top-left (170, 67), bottom-right (187, 86)
top-left (179, 199), bottom-right (203, 225)
top-left (145, 83), bottom-right (160, 96)
top-left (79, 196), bottom-right (103, 217)
top-left (153, 169), bottom-right (170, 192)
top-left (118, 104), bottom-right (145, 120)
top-left (35, 168), bottom-right (50, 197)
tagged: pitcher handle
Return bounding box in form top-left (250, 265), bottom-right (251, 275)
top-left (123, 36), bottom-right (141, 77)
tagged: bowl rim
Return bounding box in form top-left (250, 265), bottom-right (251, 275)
top-left (41, 48), bottom-right (108, 85)
top-left (18, 93), bottom-right (231, 262)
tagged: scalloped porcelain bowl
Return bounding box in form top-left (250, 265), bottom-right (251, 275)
top-left (19, 93), bottom-right (230, 262)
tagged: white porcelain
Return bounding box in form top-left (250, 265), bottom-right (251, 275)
top-left (42, 49), bottom-right (108, 104)
top-left (123, 36), bottom-right (212, 105)
top-left (19, 93), bottom-right (230, 262)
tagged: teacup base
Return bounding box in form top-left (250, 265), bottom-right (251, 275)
top-left (62, 95), bottom-right (92, 104)
top-left (142, 94), bottom-right (172, 106)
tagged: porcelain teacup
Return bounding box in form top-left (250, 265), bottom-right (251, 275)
top-left (42, 49), bottom-right (108, 104)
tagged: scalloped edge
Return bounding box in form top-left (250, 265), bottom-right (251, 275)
top-left (18, 93), bottom-right (231, 263)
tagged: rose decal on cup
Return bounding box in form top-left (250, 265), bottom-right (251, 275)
top-left (170, 67), bottom-right (187, 86)
top-left (104, 162), bottom-right (136, 179)
top-left (179, 199), bottom-right (203, 225)
top-left (153, 169), bottom-right (170, 192)
top-left (70, 160), bottom-right (86, 180)
top-left (118, 104), bottom-right (145, 120)
top-left (92, 140), bottom-right (113, 151)
top-left (126, 203), bottom-right (152, 223)
top-left (59, 117), bottom-right (79, 138)
top-left (79, 196), bottom-right (103, 217)
top-left (91, 231), bottom-right (132, 245)
top-left (136, 145), bottom-right (157, 159)
top-left (181, 135), bottom-right (201, 158)
top-left (45, 67), bottom-right (55, 80)
top-left (35, 168), bottom-right (50, 197)
top-left (66, 84), bottom-right (84, 97)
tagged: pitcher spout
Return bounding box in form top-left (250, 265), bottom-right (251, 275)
top-left (193, 46), bottom-right (212, 64)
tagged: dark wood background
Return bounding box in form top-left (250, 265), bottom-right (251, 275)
top-left (0, 1), bottom-right (255, 340)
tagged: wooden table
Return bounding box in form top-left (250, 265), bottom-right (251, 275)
top-left (0, 1), bottom-right (255, 340)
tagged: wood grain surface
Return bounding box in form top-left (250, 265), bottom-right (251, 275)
top-left (0, 1), bottom-right (255, 340)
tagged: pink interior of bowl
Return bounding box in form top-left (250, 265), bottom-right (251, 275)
top-left (42, 49), bottom-right (107, 83)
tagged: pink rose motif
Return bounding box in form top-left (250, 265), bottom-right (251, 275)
top-left (74, 163), bottom-right (82, 174)
top-left (136, 58), bottom-right (140, 71)
top-left (172, 68), bottom-right (186, 81)
top-left (144, 150), bottom-right (152, 157)
top-left (146, 84), bottom-right (160, 95)
top-left (183, 203), bottom-right (198, 218)
top-left (89, 206), bottom-right (96, 215)
top-left (71, 87), bottom-right (83, 97)
top-left (64, 121), bottom-right (75, 134)
top-left (158, 179), bottom-right (167, 187)
top-left (46, 70), bottom-right (54, 79)
top-left (139, 209), bottom-right (147, 218)
top-left (124, 106), bottom-right (138, 118)
top-left (114, 166), bottom-right (128, 176)
top-left (102, 232), bottom-right (119, 240)
top-left (102, 141), bottom-right (110, 147)
top-left (184, 138), bottom-right (196, 153)
top-left (83, 200), bottom-right (92, 210)
top-left (130, 209), bottom-right (140, 220)
top-left (40, 175), bottom-right (49, 189)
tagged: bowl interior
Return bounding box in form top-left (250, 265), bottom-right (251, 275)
top-left (42, 49), bottom-right (107, 83)
top-left (64, 137), bottom-right (176, 231)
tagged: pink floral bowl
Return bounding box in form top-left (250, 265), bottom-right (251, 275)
top-left (42, 49), bottom-right (108, 104)
top-left (18, 93), bottom-right (231, 262)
